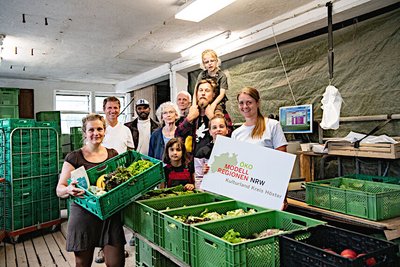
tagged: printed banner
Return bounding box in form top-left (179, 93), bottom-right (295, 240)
top-left (201, 136), bottom-right (295, 210)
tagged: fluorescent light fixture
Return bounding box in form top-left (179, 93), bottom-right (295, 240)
top-left (180, 30), bottom-right (231, 57)
top-left (175, 0), bottom-right (237, 22)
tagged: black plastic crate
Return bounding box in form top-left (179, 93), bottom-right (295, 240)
top-left (279, 225), bottom-right (399, 267)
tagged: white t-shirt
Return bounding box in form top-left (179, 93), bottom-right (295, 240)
top-left (231, 118), bottom-right (287, 149)
top-left (137, 119), bottom-right (151, 155)
top-left (103, 122), bottom-right (134, 154)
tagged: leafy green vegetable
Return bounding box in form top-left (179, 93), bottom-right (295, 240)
top-left (222, 229), bottom-right (243, 244)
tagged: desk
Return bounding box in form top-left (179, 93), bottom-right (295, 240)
top-left (288, 198), bottom-right (400, 241)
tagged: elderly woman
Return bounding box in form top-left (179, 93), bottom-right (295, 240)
top-left (148, 101), bottom-right (180, 160)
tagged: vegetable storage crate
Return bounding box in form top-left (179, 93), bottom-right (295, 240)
top-left (279, 225), bottom-right (399, 267)
top-left (190, 210), bottom-right (325, 267)
top-left (70, 126), bottom-right (83, 150)
top-left (123, 192), bottom-right (229, 245)
top-left (305, 177), bottom-right (400, 220)
top-left (0, 88), bottom-right (19, 105)
top-left (0, 178), bottom-right (5, 242)
top-left (161, 200), bottom-right (268, 265)
top-left (73, 150), bottom-right (165, 220)
top-left (344, 173), bottom-right (400, 185)
top-left (135, 236), bottom-right (177, 267)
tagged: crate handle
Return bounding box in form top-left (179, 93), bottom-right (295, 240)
top-left (372, 178), bottom-right (383, 182)
top-left (204, 238), bottom-right (218, 249)
top-left (292, 218), bottom-right (307, 226)
top-left (167, 223), bottom-right (178, 230)
top-left (94, 164), bottom-right (109, 173)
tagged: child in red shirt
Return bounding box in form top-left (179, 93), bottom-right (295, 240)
top-left (162, 138), bottom-right (194, 190)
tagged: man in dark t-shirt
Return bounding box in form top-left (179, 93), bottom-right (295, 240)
top-left (175, 79), bottom-right (217, 157)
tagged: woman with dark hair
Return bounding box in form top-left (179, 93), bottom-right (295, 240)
top-left (56, 114), bottom-right (125, 267)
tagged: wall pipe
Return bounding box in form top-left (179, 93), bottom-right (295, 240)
top-left (338, 114), bottom-right (400, 122)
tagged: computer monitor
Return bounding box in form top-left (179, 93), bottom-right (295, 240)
top-left (279, 104), bottom-right (313, 134)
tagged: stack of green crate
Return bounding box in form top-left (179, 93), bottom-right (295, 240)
top-left (35, 111), bottom-right (65, 208)
top-left (0, 88), bottom-right (19, 119)
top-left (70, 126), bottom-right (83, 150)
top-left (0, 176), bottom-right (5, 242)
top-left (0, 119), bottom-right (60, 232)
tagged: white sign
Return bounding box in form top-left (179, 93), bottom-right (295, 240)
top-left (201, 136), bottom-right (295, 210)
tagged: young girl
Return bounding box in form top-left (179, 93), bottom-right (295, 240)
top-left (193, 49), bottom-right (229, 116)
top-left (163, 138), bottom-right (195, 190)
top-left (194, 113), bottom-right (230, 189)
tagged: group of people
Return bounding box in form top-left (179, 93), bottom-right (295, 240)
top-left (56, 49), bottom-right (288, 267)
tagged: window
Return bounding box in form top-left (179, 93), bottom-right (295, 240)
top-left (55, 91), bottom-right (130, 134)
top-left (55, 91), bottom-right (91, 134)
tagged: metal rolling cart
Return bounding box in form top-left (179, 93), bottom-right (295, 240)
top-left (0, 119), bottom-right (62, 242)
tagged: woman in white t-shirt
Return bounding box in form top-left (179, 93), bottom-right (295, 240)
top-left (232, 87), bottom-right (288, 210)
top-left (231, 87), bottom-right (287, 151)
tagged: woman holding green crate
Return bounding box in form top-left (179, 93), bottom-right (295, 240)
top-left (56, 113), bottom-right (125, 267)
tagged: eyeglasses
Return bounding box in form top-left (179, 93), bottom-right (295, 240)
top-left (162, 110), bottom-right (176, 115)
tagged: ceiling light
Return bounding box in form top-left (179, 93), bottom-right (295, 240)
top-left (175, 0), bottom-right (237, 22)
top-left (180, 30), bottom-right (231, 57)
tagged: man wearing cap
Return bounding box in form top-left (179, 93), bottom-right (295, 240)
top-left (124, 98), bottom-right (159, 156)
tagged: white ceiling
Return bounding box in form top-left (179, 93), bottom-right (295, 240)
top-left (0, 0), bottom-right (396, 86)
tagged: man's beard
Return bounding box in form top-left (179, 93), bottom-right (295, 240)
top-left (137, 111), bottom-right (150, 120)
top-left (198, 98), bottom-right (210, 109)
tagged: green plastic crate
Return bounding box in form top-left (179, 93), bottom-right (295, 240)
top-left (0, 106), bottom-right (19, 119)
top-left (35, 111), bottom-right (61, 122)
top-left (135, 237), bottom-right (177, 267)
top-left (344, 173), bottom-right (400, 185)
top-left (37, 197), bottom-right (60, 223)
top-left (305, 177), bottom-right (400, 220)
top-left (70, 126), bottom-right (83, 150)
top-left (35, 121), bottom-right (61, 134)
top-left (123, 193), bottom-right (229, 245)
top-left (0, 89), bottom-right (19, 105)
top-left (5, 201), bottom-right (39, 231)
top-left (161, 200), bottom-right (268, 265)
top-left (0, 119), bottom-right (35, 130)
top-left (11, 153), bottom-right (39, 179)
top-left (72, 150), bottom-right (165, 220)
top-left (190, 210), bottom-right (325, 267)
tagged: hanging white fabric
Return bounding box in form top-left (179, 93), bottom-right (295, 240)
top-left (320, 85), bottom-right (343, 130)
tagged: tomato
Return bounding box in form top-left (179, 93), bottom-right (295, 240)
top-left (357, 253), bottom-right (377, 266)
top-left (340, 249), bottom-right (357, 259)
top-left (365, 257), bottom-right (377, 266)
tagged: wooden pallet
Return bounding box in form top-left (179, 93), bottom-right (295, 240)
top-left (327, 141), bottom-right (400, 159)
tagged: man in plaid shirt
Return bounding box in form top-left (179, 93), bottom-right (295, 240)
top-left (175, 79), bottom-right (233, 159)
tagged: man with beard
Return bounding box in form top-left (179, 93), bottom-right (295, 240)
top-left (175, 79), bottom-right (233, 159)
top-left (124, 99), bottom-right (159, 156)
